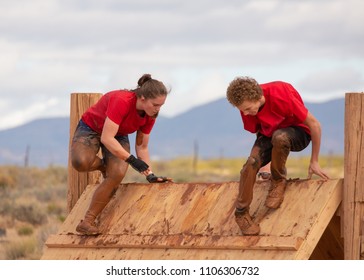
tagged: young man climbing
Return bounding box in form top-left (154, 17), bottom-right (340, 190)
top-left (226, 76), bottom-right (329, 235)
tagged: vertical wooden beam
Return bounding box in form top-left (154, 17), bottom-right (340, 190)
top-left (67, 93), bottom-right (102, 213)
top-left (344, 92), bottom-right (364, 259)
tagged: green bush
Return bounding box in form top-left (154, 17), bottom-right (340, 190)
top-left (17, 226), bottom-right (34, 236)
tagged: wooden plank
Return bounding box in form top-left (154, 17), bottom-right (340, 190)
top-left (67, 93), bottom-right (102, 212)
top-left (45, 234), bottom-right (303, 251)
top-left (344, 92), bottom-right (364, 259)
top-left (41, 247), bottom-right (296, 260)
top-left (361, 203), bottom-right (364, 260)
top-left (309, 214), bottom-right (344, 260)
top-left (294, 179), bottom-right (343, 259)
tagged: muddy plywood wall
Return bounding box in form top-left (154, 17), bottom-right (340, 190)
top-left (43, 179), bottom-right (343, 260)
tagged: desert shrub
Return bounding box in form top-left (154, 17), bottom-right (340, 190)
top-left (44, 166), bottom-right (68, 185)
top-left (0, 174), bottom-right (15, 189)
top-left (47, 202), bottom-right (65, 216)
top-left (57, 215), bottom-right (66, 222)
top-left (0, 168), bottom-right (17, 189)
top-left (0, 199), bottom-right (14, 216)
top-left (17, 225), bottom-right (34, 236)
top-left (4, 238), bottom-right (37, 260)
top-left (12, 204), bottom-right (48, 225)
top-left (34, 188), bottom-right (54, 202)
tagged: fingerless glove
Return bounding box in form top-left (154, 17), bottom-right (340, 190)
top-left (146, 173), bottom-right (170, 183)
top-left (125, 155), bottom-right (149, 173)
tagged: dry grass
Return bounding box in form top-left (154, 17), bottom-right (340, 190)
top-left (0, 166), bottom-right (67, 260)
top-left (124, 155), bottom-right (344, 183)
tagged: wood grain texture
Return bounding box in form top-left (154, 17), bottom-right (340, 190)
top-left (43, 179), bottom-right (343, 260)
top-left (67, 93), bottom-right (102, 212)
top-left (344, 93), bottom-right (364, 259)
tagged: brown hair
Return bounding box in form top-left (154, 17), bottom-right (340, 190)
top-left (133, 74), bottom-right (169, 99)
top-left (226, 76), bottom-right (262, 107)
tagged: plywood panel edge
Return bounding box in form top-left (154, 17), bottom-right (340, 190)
top-left (45, 234), bottom-right (303, 251)
top-left (294, 179), bottom-right (343, 259)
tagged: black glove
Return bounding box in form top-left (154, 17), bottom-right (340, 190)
top-left (125, 155), bottom-right (149, 173)
top-left (146, 173), bottom-right (171, 183)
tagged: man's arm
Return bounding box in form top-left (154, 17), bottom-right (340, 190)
top-left (303, 112), bottom-right (330, 180)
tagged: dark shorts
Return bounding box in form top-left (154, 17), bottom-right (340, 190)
top-left (253, 126), bottom-right (311, 166)
top-left (73, 120), bottom-right (130, 160)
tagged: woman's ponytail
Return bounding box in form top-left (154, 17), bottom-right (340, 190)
top-left (134, 74), bottom-right (169, 99)
top-left (137, 74), bottom-right (152, 87)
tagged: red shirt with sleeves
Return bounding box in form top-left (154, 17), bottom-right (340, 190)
top-left (240, 81), bottom-right (310, 137)
top-left (81, 90), bottom-right (156, 135)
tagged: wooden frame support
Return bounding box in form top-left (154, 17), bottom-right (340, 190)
top-left (344, 92), bottom-right (364, 260)
top-left (67, 93), bottom-right (102, 212)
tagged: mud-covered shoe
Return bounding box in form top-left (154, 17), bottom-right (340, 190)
top-left (76, 219), bottom-right (100, 235)
top-left (265, 179), bottom-right (287, 209)
top-left (235, 210), bottom-right (260, 235)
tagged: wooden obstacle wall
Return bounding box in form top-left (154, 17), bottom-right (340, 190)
top-left (42, 178), bottom-right (343, 260)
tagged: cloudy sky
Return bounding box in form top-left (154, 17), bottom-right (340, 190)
top-left (0, 0), bottom-right (363, 130)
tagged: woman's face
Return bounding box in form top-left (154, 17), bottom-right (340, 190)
top-left (139, 95), bottom-right (167, 117)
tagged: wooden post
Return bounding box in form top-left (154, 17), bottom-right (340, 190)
top-left (67, 93), bottom-right (102, 213)
top-left (344, 92), bottom-right (364, 259)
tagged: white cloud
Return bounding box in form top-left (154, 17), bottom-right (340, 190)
top-left (298, 67), bottom-right (364, 94)
top-left (0, 98), bottom-right (65, 130)
top-left (0, 0), bottom-right (363, 129)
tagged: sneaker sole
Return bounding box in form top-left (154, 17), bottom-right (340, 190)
top-left (76, 227), bottom-right (100, 236)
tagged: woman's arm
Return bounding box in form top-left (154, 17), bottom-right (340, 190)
top-left (100, 117), bottom-right (131, 161)
top-left (101, 118), bottom-right (150, 174)
top-left (135, 130), bottom-right (152, 175)
top-left (135, 130), bottom-right (173, 182)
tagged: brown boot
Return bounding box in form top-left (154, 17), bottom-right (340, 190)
top-left (76, 220), bottom-right (100, 235)
top-left (76, 211), bottom-right (100, 235)
top-left (76, 199), bottom-right (109, 235)
top-left (265, 179), bottom-right (287, 209)
top-left (235, 209), bottom-right (260, 235)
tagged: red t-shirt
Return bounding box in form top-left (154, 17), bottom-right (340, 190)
top-left (82, 90), bottom-right (156, 135)
top-left (240, 81), bottom-right (310, 137)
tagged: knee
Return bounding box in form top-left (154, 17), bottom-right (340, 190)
top-left (271, 130), bottom-right (290, 148)
top-left (71, 154), bottom-right (94, 172)
top-left (240, 156), bottom-right (260, 173)
top-left (105, 163), bottom-right (127, 183)
top-left (106, 172), bottom-right (125, 185)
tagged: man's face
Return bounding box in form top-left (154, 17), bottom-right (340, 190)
top-left (237, 99), bottom-right (262, 116)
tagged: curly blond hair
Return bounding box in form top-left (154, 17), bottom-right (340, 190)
top-left (226, 76), bottom-right (262, 106)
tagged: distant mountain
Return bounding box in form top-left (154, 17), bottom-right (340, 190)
top-left (0, 98), bottom-right (344, 167)
top-left (0, 117), bottom-right (70, 167)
